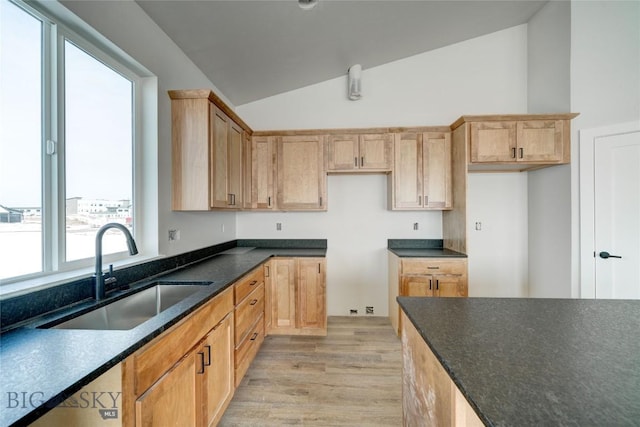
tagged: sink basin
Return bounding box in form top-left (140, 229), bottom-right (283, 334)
top-left (48, 281), bottom-right (211, 330)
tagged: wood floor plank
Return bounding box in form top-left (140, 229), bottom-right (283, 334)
top-left (219, 316), bottom-right (402, 426)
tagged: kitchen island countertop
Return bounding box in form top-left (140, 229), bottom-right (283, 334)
top-left (0, 245), bottom-right (325, 427)
top-left (398, 297), bottom-right (640, 426)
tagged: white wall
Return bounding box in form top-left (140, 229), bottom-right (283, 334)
top-left (467, 174), bottom-right (529, 297)
top-left (238, 26), bottom-right (529, 314)
top-left (60, 0), bottom-right (237, 257)
top-left (570, 0), bottom-right (640, 297)
top-left (526, 0), bottom-right (572, 298)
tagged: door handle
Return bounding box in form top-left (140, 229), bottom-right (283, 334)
top-left (599, 251), bottom-right (622, 259)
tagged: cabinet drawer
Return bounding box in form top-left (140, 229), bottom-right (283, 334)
top-left (235, 283), bottom-right (265, 344)
top-left (235, 314), bottom-right (264, 387)
top-left (234, 266), bottom-right (265, 304)
top-left (133, 287), bottom-right (234, 395)
top-left (402, 258), bottom-right (467, 275)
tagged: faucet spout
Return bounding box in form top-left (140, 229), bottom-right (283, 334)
top-left (94, 222), bottom-right (138, 300)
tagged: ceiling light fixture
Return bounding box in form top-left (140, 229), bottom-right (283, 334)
top-left (348, 64), bottom-right (362, 101)
top-left (298, 0), bottom-right (318, 10)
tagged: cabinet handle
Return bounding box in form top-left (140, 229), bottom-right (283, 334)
top-left (197, 352), bottom-right (205, 374)
top-left (204, 345), bottom-right (211, 366)
top-left (319, 196), bottom-right (323, 206)
top-left (265, 265), bottom-right (270, 277)
top-left (318, 263), bottom-right (321, 274)
top-left (250, 332), bottom-right (259, 341)
top-left (354, 157), bottom-right (358, 167)
top-left (360, 156), bottom-right (364, 167)
top-left (418, 196), bottom-right (422, 206)
top-left (249, 280), bottom-right (258, 286)
top-left (436, 279), bottom-right (439, 290)
top-left (519, 147), bottom-right (524, 159)
top-left (268, 196), bottom-right (271, 207)
top-left (512, 147), bottom-right (517, 158)
top-left (424, 195), bottom-right (428, 206)
top-left (429, 279), bottom-right (432, 290)
top-left (233, 194), bottom-right (237, 205)
top-left (250, 299), bottom-right (258, 306)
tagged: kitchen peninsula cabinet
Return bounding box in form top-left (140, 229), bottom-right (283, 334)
top-left (401, 310), bottom-right (483, 427)
top-left (390, 131), bottom-right (452, 210)
top-left (276, 135), bottom-right (327, 211)
top-left (122, 287), bottom-right (235, 427)
top-left (267, 257), bottom-right (327, 336)
top-left (169, 90), bottom-right (250, 211)
top-left (327, 133), bottom-right (392, 172)
top-left (389, 254), bottom-right (467, 336)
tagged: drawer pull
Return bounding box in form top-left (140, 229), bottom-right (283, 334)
top-left (249, 280), bottom-right (258, 286)
top-left (250, 299), bottom-right (258, 306)
top-left (204, 345), bottom-right (211, 366)
top-left (427, 266), bottom-right (439, 270)
top-left (250, 332), bottom-right (259, 341)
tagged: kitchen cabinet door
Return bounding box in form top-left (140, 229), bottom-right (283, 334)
top-left (327, 134), bottom-right (359, 171)
top-left (469, 121), bottom-right (517, 163)
top-left (423, 132), bottom-right (452, 209)
top-left (270, 258), bottom-right (297, 330)
top-left (202, 314), bottom-right (234, 427)
top-left (517, 120), bottom-right (564, 162)
top-left (431, 275), bottom-right (466, 297)
top-left (277, 135), bottom-right (327, 210)
top-left (211, 107), bottom-right (243, 209)
top-left (360, 133), bottom-right (392, 170)
top-left (298, 258), bottom-right (326, 331)
top-left (392, 133), bottom-right (423, 209)
top-left (135, 350), bottom-right (197, 427)
top-left (250, 136), bottom-right (276, 209)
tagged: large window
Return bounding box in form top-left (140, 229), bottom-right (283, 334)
top-left (0, 0), bottom-right (143, 282)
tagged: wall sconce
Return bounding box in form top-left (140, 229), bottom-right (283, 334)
top-left (347, 64), bottom-right (362, 101)
top-left (298, 0), bottom-right (318, 10)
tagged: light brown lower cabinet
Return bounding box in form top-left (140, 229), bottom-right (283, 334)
top-left (233, 266), bottom-right (266, 387)
top-left (122, 286), bottom-right (235, 427)
top-left (267, 257), bottom-right (327, 336)
top-left (402, 311), bottom-right (483, 426)
top-left (389, 254), bottom-right (468, 336)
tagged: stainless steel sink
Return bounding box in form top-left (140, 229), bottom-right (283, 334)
top-left (49, 281), bottom-right (210, 330)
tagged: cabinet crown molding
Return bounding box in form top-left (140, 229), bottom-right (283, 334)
top-left (450, 113), bottom-right (579, 130)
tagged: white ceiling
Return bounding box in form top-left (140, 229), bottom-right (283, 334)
top-left (136, 0), bottom-right (548, 106)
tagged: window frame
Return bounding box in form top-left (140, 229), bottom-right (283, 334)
top-left (0, 0), bottom-right (157, 290)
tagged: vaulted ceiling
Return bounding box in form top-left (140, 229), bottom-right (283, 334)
top-left (136, 0), bottom-right (548, 105)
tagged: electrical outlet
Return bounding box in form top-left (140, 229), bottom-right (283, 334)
top-left (168, 229), bottom-right (180, 241)
top-left (413, 222), bottom-right (419, 230)
top-left (350, 309), bottom-right (358, 315)
top-left (366, 306), bottom-right (374, 315)
top-left (276, 222), bottom-right (282, 231)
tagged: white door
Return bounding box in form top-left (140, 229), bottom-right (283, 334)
top-left (594, 131), bottom-right (640, 298)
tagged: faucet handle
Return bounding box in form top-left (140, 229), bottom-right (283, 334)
top-left (104, 264), bottom-right (117, 287)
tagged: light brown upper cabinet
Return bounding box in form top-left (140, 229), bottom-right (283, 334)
top-left (453, 113), bottom-right (578, 172)
top-left (327, 133), bottom-right (392, 172)
top-left (169, 90), bottom-right (251, 211)
top-left (390, 131), bottom-right (452, 210)
top-left (245, 136), bottom-right (276, 210)
top-left (277, 135), bottom-right (327, 211)
top-left (211, 108), bottom-right (244, 209)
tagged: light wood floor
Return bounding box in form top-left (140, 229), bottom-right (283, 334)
top-left (219, 316), bottom-right (403, 426)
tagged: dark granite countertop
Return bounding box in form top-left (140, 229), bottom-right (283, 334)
top-left (398, 297), bottom-right (640, 426)
top-left (387, 238), bottom-right (466, 258)
top-left (0, 245), bottom-right (326, 427)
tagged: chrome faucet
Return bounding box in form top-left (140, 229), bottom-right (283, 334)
top-left (94, 222), bottom-right (138, 300)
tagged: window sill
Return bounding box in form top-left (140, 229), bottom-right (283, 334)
top-left (0, 254), bottom-right (162, 300)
